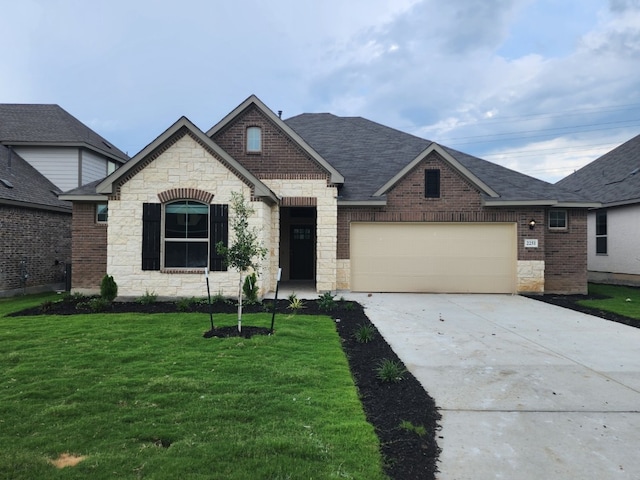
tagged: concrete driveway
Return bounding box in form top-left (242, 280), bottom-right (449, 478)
top-left (345, 293), bottom-right (640, 480)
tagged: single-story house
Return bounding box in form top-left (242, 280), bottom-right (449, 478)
top-left (557, 132), bottom-right (640, 286)
top-left (61, 95), bottom-right (598, 298)
top-left (0, 145), bottom-right (71, 296)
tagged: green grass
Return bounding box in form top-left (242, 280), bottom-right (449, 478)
top-left (0, 294), bottom-right (386, 479)
top-left (578, 283), bottom-right (640, 320)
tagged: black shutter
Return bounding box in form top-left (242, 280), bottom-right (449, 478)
top-left (142, 203), bottom-right (161, 270)
top-left (210, 204), bottom-right (228, 271)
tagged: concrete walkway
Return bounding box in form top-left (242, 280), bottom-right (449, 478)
top-left (344, 293), bottom-right (640, 480)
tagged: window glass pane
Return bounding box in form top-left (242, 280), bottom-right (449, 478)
top-left (596, 211), bottom-right (607, 236)
top-left (165, 201), bottom-right (208, 239)
top-left (165, 242), bottom-right (208, 268)
top-left (596, 237), bottom-right (607, 255)
top-left (425, 169), bottom-right (440, 198)
top-left (247, 127), bottom-right (261, 152)
top-left (96, 203), bottom-right (108, 222)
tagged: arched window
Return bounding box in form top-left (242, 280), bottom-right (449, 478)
top-left (164, 200), bottom-right (209, 268)
top-left (246, 126), bottom-right (262, 153)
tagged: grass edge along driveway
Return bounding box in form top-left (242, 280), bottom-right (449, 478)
top-left (0, 294), bottom-right (387, 480)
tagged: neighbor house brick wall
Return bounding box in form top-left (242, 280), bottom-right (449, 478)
top-left (211, 105), bottom-right (331, 180)
top-left (0, 205), bottom-right (71, 296)
top-left (544, 209), bottom-right (588, 294)
top-left (71, 202), bottom-right (107, 292)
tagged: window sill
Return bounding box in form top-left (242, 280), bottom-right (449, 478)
top-left (161, 268), bottom-right (207, 274)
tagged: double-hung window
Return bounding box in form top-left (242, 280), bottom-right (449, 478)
top-left (596, 210), bottom-right (607, 254)
top-left (164, 201), bottom-right (209, 268)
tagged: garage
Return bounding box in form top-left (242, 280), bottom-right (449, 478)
top-left (350, 222), bottom-right (517, 293)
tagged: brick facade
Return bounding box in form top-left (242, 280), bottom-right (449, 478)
top-left (211, 105), bottom-right (330, 180)
top-left (0, 205), bottom-right (71, 296)
top-left (70, 202), bottom-right (107, 292)
top-left (544, 209), bottom-right (588, 294)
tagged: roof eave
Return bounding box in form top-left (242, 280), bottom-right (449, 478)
top-left (58, 194), bottom-right (107, 202)
top-left (482, 199), bottom-right (558, 207)
top-left (373, 143), bottom-right (499, 198)
top-left (3, 140), bottom-right (127, 163)
top-left (206, 95), bottom-right (345, 185)
top-left (600, 198), bottom-right (640, 208)
top-left (0, 198), bottom-right (71, 213)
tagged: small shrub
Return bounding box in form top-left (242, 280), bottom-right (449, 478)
top-left (317, 292), bottom-right (337, 311)
top-left (399, 420), bottom-right (427, 437)
top-left (243, 272), bottom-right (259, 304)
top-left (137, 290), bottom-right (157, 305)
top-left (40, 300), bottom-right (55, 313)
top-left (262, 300), bottom-right (274, 312)
top-left (376, 358), bottom-right (407, 383)
top-left (176, 297), bottom-right (198, 312)
top-left (353, 324), bottom-right (376, 343)
top-left (342, 301), bottom-right (356, 311)
top-left (288, 296), bottom-right (305, 312)
top-left (77, 297), bottom-right (110, 313)
top-left (100, 274), bottom-right (118, 302)
top-left (211, 291), bottom-right (228, 304)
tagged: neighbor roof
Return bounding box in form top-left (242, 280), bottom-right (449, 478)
top-left (557, 132), bottom-right (640, 207)
top-left (0, 145), bottom-right (71, 212)
top-left (286, 113), bottom-right (597, 207)
top-left (0, 104), bottom-right (129, 163)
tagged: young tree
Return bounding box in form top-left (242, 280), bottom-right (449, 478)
top-left (216, 192), bottom-right (268, 332)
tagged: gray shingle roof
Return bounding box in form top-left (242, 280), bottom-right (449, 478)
top-left (0, 145), bottom-right (71, 211)
top-left (556, 132), bottom-right (640, 206)
top-left (286, 113), bottom-right (592, 204)
top-left (0, 104), bottom-right (129, 162)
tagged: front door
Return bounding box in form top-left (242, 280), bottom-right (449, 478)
top-left (290, 225), bottom-right (315, 279)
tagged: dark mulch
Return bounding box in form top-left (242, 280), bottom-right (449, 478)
top-left (10, 297), bottom-right (441, 480)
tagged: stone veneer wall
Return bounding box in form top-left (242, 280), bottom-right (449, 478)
top-left (0, 205), bottom-right (71, 296)
top-left (263, 178), bottom-right (338, 292)
top-left (107, 134), bottom-right (273, 298)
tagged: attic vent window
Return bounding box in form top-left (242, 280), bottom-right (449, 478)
top-left (246, 127), bottom-right (262, 153)
top-left (0, 178), bottom-right (13, 188)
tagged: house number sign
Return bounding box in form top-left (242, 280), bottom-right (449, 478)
top-left (524, 239), bottom-right (538, 248)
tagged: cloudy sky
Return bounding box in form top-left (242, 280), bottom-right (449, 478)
top-left (2, 0), bottom-right (640, 182)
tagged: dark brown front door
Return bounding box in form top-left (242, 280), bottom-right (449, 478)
top-left (290, 225), bottom-right (314, 279)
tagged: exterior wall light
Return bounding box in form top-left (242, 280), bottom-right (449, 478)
top-left (529, 219), bottom-right (536, 230)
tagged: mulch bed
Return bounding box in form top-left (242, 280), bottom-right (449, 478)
top-left (10, 297), bottom-right (442, 480)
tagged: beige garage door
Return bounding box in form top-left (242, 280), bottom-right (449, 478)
top-left (350, 222), bottom-right (516, 293)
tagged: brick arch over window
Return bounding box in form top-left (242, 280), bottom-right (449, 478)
top-left (157, 188), bottom-right (214, 204)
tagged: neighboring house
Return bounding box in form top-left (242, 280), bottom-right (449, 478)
top-left (0, 103), bottom-right (129, 297)
top-left (557, 133), bottom-right (640, 286)
top-left (60, 95), bottom-right (598, 298)
top-left (0, 104), bottom-right (129, 192)
top-left (0, 145), bottom-right (71, 296)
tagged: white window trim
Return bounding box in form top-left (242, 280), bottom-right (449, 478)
top-left (96, 203), bottom-right (108, 223)
top-left (548, 209), bottom-right (568, 230)
top-left (246, 126), bottom-right (262, 153)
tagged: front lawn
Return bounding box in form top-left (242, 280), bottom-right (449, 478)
top-left (0, 294), bottom-right (386, 479)
top-left (579, 283), bottom-right (640, 320)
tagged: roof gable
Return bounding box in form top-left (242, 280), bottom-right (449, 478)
top-left (557, 132), bottom-right (640, 206)
top-left (95, 116), bottom-right (278, 203)
top-left (0, 145), bottom-right (71, 212)
top-left (207, 95), bottom-right (344, 184)
top-left (0, 104), bottom-right (128, 163)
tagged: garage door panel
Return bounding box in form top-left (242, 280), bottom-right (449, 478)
top-left (350, 223), bottom-right (516, 293)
